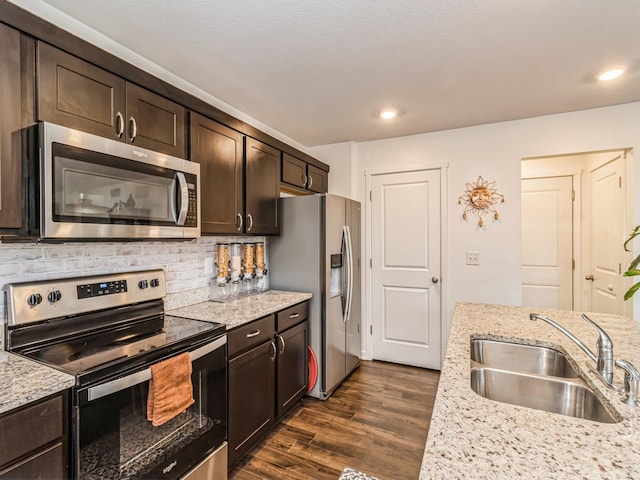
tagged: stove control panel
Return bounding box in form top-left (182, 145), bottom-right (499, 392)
top-left (5, 269), bottom-right (167, 327)
top-left (77, 280), bottom-right (128, 299)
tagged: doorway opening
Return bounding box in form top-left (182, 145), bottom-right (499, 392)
top-left (521, 148), bottom-right (634, 318)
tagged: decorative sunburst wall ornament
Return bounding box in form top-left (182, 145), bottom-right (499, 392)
top-left (458, 176), bottom-right (505, 227)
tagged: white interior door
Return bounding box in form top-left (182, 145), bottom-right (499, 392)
top-left (521, 176), bottom-right (574, 309)
top-left (370, 169), bottom-right (441, 369)
top-left (588, 156), bottom-right (625, 315)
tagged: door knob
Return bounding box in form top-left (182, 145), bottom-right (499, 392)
top-left (432, 276), bottom-right (440, 284)
top-left (585, 274), bottom-right (594, 281)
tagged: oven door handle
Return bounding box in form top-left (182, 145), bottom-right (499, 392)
top-left (86, 335), bottom-right (226, 402)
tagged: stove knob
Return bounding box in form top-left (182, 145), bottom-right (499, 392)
top-left (27, 293), bottom-right (42, 307)
top-left (139, 280), bottom-right (149, 289)
top-left (150, 278), bottom-right (160, 288)
top-left (48, 290), bottom-right (62, 303)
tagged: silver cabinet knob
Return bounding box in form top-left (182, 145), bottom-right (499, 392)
top-left (432, 276), bottom-right (440, 284)
top-left (585, 274), bottom-right (594, 281)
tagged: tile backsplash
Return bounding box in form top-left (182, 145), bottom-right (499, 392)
top-left (0, 236), bottom-right (267, 348)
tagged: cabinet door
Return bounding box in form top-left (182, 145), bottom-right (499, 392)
top-left (228, 340), bottom-right (276, 467)
top-left (245, 138), bottom-right (280, 235)
top-left (125, 83), bottom-right (186, 158)
top-left (276, 320), bottom-right (308, 419)
top-left (0, 24), bottom-right (22, 228)
top-left (281, 153), bottom-right (307, 189)
top-left (307, 164), bottom-right (328, 193)
top-left (190, 113), bottom-right (244, 234)
top-left (37, 41), bottom-right (126, 140)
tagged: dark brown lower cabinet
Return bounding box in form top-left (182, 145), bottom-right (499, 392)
top-left (276, 320), bottom-right (308, 419)
top-left (0, 390), bottom-right (69, 479)
top-left (228, 338), bottom-right (276, 467)
top-left (228, 302), bottom-right (309, 468)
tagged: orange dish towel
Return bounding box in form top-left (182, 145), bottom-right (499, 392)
top-left (147, 352), bottom-right (195, 427)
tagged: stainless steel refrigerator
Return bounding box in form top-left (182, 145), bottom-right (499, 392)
top-left (269, 194), bottom-right (361, 400)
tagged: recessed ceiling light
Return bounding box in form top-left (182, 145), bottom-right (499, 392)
top-left (597, 68), bottom-right (625, 81)
top-left (379, 109), bottom-right (397, 120)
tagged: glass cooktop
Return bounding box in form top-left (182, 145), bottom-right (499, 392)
top-left (18, 315), bottom-right (225, 385)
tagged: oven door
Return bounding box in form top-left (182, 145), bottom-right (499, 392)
top-left (39, 122), bottom-right (200, 239)
top-left (74, 336), bottom-right (226, 480)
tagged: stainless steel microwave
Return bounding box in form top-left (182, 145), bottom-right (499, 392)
top-left (29, 122), bottom-right (200, 240)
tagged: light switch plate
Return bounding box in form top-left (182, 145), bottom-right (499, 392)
top-left (466, 251), bottom-right (480, 265)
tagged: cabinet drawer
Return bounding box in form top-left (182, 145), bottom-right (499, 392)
top-left (0, 442), bottom-right (65, 479)
top-left (0, 394), bottom-right (64, 468)
top-left (228, 315), bottom-right (275, 357)
top-left (276, 301), bottom-right (309, 332)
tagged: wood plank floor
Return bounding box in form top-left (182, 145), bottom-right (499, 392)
top-left (229, 360), bottom-right (440, 480)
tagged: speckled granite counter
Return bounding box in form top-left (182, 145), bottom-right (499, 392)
top-left (420, 303), bottom-right (640, 479)
top-left (167, 290), bottom-right (312, 329)
top-left (0, 351), bottom-right (74, 415)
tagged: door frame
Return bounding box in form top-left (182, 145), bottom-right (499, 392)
top-left (363, 162), bottom-right (449, 363)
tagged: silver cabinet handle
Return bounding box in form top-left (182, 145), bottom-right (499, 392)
top-left (129, 116), bottom-right (137, 142)
top-left (278, 335), bottom-right (285, 355)
top-left (246, 330), bottom-right (261, 338)
top-left (115, 112), bottom-right (124, 138)
top-left (270, 341), bottom-right (276, 361)
top-left (308, 175), bottom-right (313, 189)
top-left (289, 313), bottom-right (300, 319)
top-left (246, 213), bottom-right (254, 232)
top-left (236, 212), bottom-right (243, 231)
top-left (302, 174), bottom-right (308, 188)
top-left (432, 276), bottom-right (440, 284)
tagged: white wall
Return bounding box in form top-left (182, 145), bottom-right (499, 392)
top-left (315, 103), bottom-right (640, 332)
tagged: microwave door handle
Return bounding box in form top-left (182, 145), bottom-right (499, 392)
top-left (174, 172), bottom-right (189, 226)
top-left (86, 336), bottom-right (226, 402)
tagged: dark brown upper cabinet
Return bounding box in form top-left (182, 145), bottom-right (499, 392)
top-left (281, 153), bottom-right (328, 195)
top-left (190, 112), bottom-right (244, 234)
top-left (245, 138), bottom-right (280, 235)
top-left (190, 114), bottom-right (280, 235)
top-left (37, 42), bottom-right (186, 158)
top-left (0, 23), bottom-right (23, 229)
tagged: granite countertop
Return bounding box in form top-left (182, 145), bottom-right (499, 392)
top-left (0, 352), bottom-right (75, 415)
top-left (167, 290), bottom-right (312, 329)
top-left (420, 303), bottom-right (640, 479)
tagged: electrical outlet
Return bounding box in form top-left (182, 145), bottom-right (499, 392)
top-left (466, 251), bottom-right (480, 265)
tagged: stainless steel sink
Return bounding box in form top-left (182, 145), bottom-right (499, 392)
top-left (470, 367), bottom-right (620, 423)
top-left (470, 338), bottom-right (579, 378)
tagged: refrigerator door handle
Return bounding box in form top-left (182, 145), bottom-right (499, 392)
top-left (343, 225), bottom-right (354, 324)
top-left (341, 226), bottom-right (348, 320)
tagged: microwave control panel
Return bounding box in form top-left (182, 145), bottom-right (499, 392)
top-left (185, 174), bottom-right (197, 227)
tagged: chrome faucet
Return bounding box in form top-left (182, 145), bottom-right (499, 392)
top-left (529, 313), bottom-right (614, 385)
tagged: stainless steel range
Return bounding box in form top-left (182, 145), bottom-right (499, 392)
top-left (5, 270), bottom-right (227, 480)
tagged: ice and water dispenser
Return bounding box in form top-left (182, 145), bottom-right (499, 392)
top-left (330, 253), bottom-right (343, 298)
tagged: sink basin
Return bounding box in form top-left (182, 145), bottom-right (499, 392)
top-left (470, 339), bottom-right (579, 378)
top-left (470, 367), bottom-right (620, 423)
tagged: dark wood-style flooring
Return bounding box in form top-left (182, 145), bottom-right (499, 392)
top-left (229, 360), bottom-right (440, 480)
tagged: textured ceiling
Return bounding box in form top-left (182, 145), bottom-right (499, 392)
top-left (19, 0), bottom-right (640, 146)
